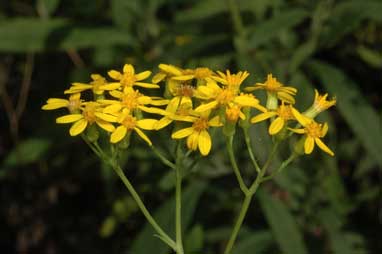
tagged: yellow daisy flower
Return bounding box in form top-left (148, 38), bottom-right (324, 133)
top-left (245, 74), bottom-right (297, 104)
top-left (170, 67), bottom-right (216, 85)
top-left (171, 111), bottom-right (222, 156)
top-left (55, 102), bottom-right (116, 136)
top-left (152, 63), bottom-right (184, 84)
top-left (98, 87), bottom-right (168, 115)
top-left (212, 70), bottom-right (250, 91)
top-left (289, 108), bottom-right (334, 156)
top-left (64, 74), bottom-right (120, 95)
top-left (251, 103), bottom-right (295, 135)
top-left (194, 79), bottom-right (266, 113)
top-left (225, 103), bottom-right (246, 123)
top-left (42, 93), bottom-right (82, 113)
top-left (108, 64), bottom-right (159, 89)
top-left (110, 109), bottom-right (157, 145)
top-left (154, 97), bottom-right (193, 130)
top-left (303, 89), bottom-right (336, 118)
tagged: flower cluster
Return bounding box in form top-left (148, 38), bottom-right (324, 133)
top-left (42, 64), bottom-right (336, 156)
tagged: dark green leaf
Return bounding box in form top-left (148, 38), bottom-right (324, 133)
top-left (175, 0), bottom-right (228, 22)
top-left (232, 230), bottom-right (273, 254)
top-left (37, 0), bottom-right (60, 17)
top-left (184, 224), bottom-right (204, 253)
top-left (258, 190), bottom-right (308, 254)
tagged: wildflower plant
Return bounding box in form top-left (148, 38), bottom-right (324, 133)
top-left (42, 63), bottom-right (336, 254)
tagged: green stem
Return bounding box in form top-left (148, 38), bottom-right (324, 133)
top-left (261, 153), bottom-right (297, 182)
top-left (224, 194), bottom-right (252, 254)
top-left (112, 164), bottom-right (177, 251)
top-left (151, 145), bottom-right (176, 170)
top-left (242, 128), bottom-right (261, 173)
top-left (224, 142), bottom-right (280, 254)
top-left (226, 135), bottom-right (249, 195)
top-left (174, 143), bottom-right (184, 254)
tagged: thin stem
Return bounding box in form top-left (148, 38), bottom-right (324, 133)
top-left (224, 142), bottom-right (280, 254)
top-left (226, 135), bottom-right (249, 195)
top-left (242, 128), bottom-right (261, 173)
top-left (112, 164), bottom-right (177, 251)
top-left (261, 153), bottom-right (297, 182)
top-left (151, 145), bottom-right (176, 170)
top-left (224, 194), bottom-right (252, 254)
top-left (175, 143), bottom-right (184, 254)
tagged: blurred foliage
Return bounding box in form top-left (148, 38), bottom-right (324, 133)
top-left (0, 0), bottom-right (381, 253)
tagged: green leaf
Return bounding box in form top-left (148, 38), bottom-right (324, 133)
top-left (356, 45), bottom-right (382, 68)
top-left (232, 230), bottom-right (273, 254)
top-left (2, 138), bottom-right (51, 167)
top-left (175, 0), bottom-right (228, 22)
top-left (0, 18), bottom-right (136, 53)
top-left (248, 9), bottom-right (309, 48)
top-left (111, 0), bottom-right (141, 29)
top-left (258, 190), bottom-right (308, 254)
top-left (129, 181), bottom-right (207, 254)
top-left (184, 224), bottom-right (204, 253)
top-left (308, 60), bottom-right (382, 167)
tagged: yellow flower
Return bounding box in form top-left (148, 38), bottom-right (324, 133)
top-left (110, 109), bottom-right (157, 145)
top-left (152, 64), bottom-right (184, 84)
top-left (42, 93), bottom-right (82, 113)
top-left (98, 87), bottom-right (168, 115)
top-left (212, 70), bottom-right (250, 91)
top-left (225, 103), bottom-right (246, 123)
top-left (303, 89), bottom-right (336, 118)
top-left (171, 111), bottom-right (222, 156)
top-left (194, 79), bottom-right (266, 113)
top-left (108, 64), bottom-right (159, 89)
top-left (289, 108), bottom-right (334, 156)
top-left (170, 67), bottom-right (216, 84)
top-left (64, 74), bottom-right (120, 95)
top-left (154, 97), bottom-right (193, 130)
top-left (55, 102), bottom-right (116, 136)
top-left (251, 103), bottom-right (295, 135)
top-left (245, 74), bottom-right (297, 104)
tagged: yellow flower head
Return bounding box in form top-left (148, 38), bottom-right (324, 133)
top-left (289, 108), bottom-right (334, 156)
top-left (304, 89), bottom-right (336, 118)
top-left (225, 103), bottom-right (245, 123)
top-left (251, 103), bottom-right (295, 135)
top-left (55, 102), bottom-right (116, 136)
top-left (170, 67), bottom-right (215, 84)
top-left (110, 109), bottom-right (158, 145)
top-left (64, 74), bottom-right (120, 95)
top-left (171, 111), bottom-right (222, 156)
top-left (108, 64), bottom-right (159, 89)
top-left (213, 70), bottom-right (250, 91)
top-left (152, 64), bottom-right (184, 84)
top-left (42, 93), bottom-right (82, 113)
top-left (245, 74), bottom-right (297, 104)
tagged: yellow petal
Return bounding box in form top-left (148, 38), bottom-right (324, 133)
top-left (291, 108), bottom-right (310, 126)
top-left (94, 112), bottom-right (117, 122)
top-left (269, 117), bottom-right (285, 135)
top-left (315, 138), bottom-right (334, 156)
top-left (154, 117), bottom-right (172, 130)
top-left (208, 116), bottom-right (222, 127)
top-left (69, 119), bottom-right (88, 136)
top-left (108, 70), bottom-right (121, 80)
top-left (251, 111), bottom-right (277, 123)
top-left (171, 75), bottom-right (194, 81)
top-left (277, 91), bottom-right (295, 104)
top-left (152, 72), bottom-right (166, 83)
top-left (172, 127), bottom-right (194, 139)
top-left (194, 101), bottom-right (218, 113)
top-left (134, 128), bottom-right (152, 146)
top-left (123, 64), bottom-right (135, 75)
top-left (288, 127), bottom-right (305, 134)
top-left (42, 102), bottom-right (68, 110)
top-left (56, 114), bottom-right (83, 123)
top-left (198, 130), bottom-right (211, 156)
top-left (110, 126), bottom-right (127, 143)
top-left (321, 122), bottom-right (328, 137)
top-left (234, 94), bottom-right (259, 107)
top-left (159, 64), bottom-right (182, 76)
top-left (96, 120), bottom-right (115, 132)
top-left (149, 99), bottom-right (170, 106)
top-left (135, 70), bottom-right (151, 81)
top-left (136, 119), bottom-right (158, 130)
top-left (110, 90), bottom-right (123, 98)
top-left (134, 82), bottom-right (160, 89)
top-left (103, 104), bottom-right (122, 114)
top-left (100, 83), bottom-right (121, 91)
top-left (187, 132), bottom-right (199, 151)
top-left (304, 136), bottom-right (315, 154)
top-left (46, 98), bottom-right (68, 104)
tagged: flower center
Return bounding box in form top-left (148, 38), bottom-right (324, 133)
top-left (122, 90), bottom-right (140, 109)
top-left (265, 75), bottom-right (281, 91)
top-left (217, 89), bottom-right (235, 105)
top-left (277, 105), bottom-right (294, 120)
top-left (176, 85), bottom-right (194, 97)
top-left (121, 73), bottom-right (136, 87)
top-left (121, 115), bottom-right (137, 130)
top-left (305, 122), bottom-right (323, 138)
top-left (68, 95), bottom-right (81, 112)
top-left (91, 76), bottom-right (106, 92)
top-left (192, 118), bottom-right (209, 131)
top-left (82, 103), bottom-right (98, 123)
top-left (226, 105), bottom-right (241, 122)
